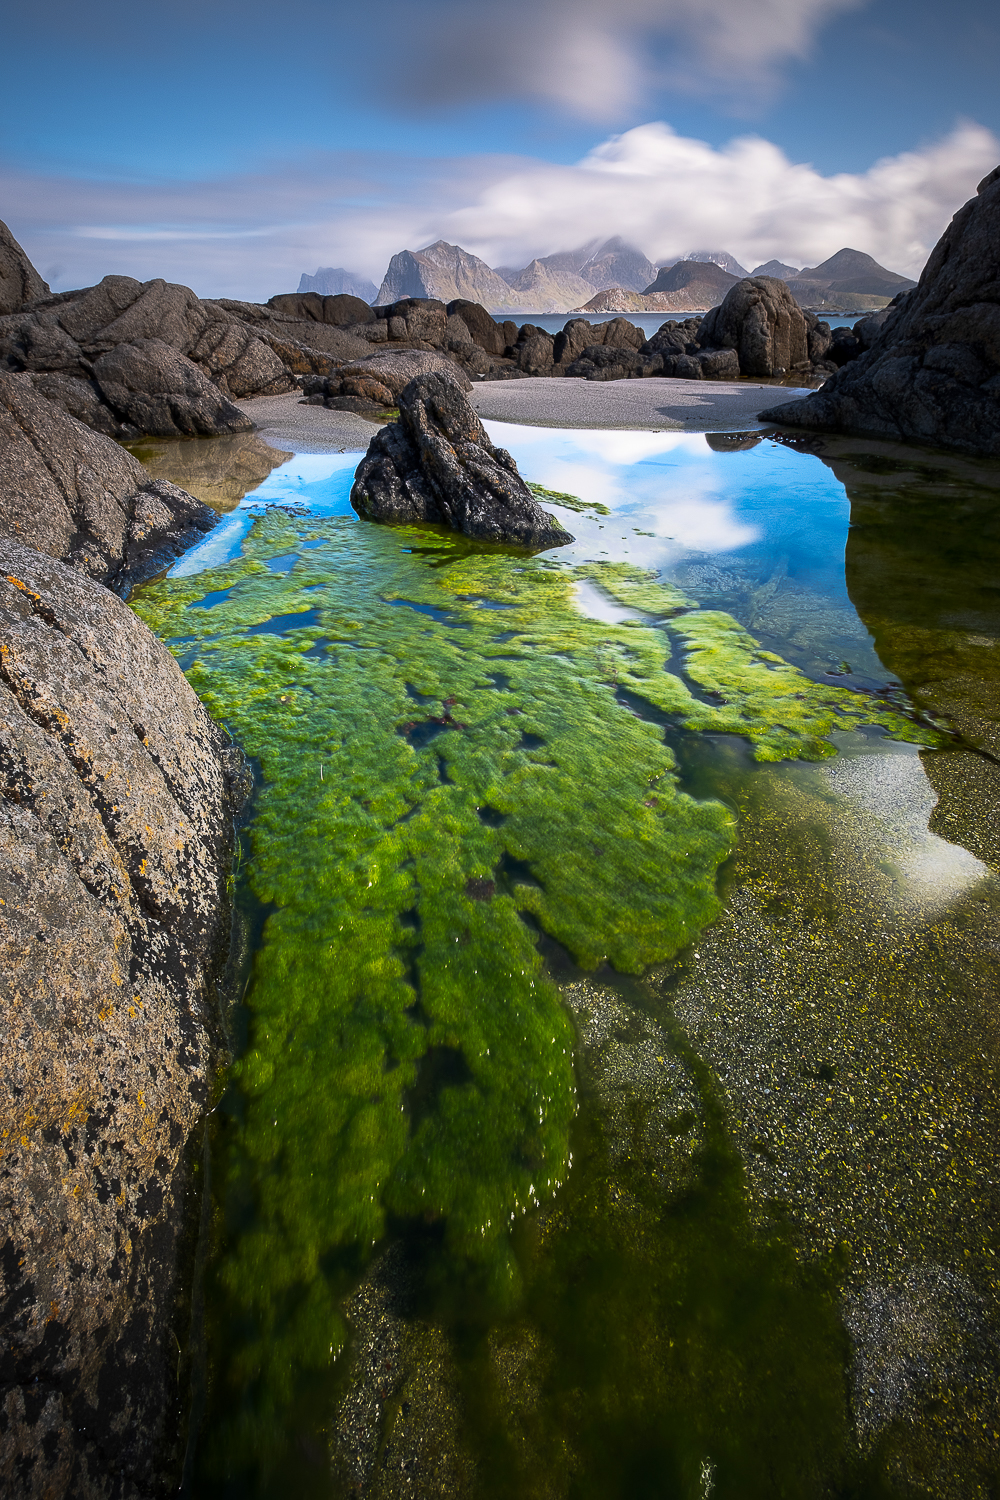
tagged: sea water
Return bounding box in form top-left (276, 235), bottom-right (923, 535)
top-left (130, 427), bottom-right (1000, 1499)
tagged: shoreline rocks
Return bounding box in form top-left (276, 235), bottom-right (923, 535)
top-left (758, 165), bottom-right (1000, 455)
top-left (351, 370), bottom-right (574, 549)
top-left (0, 537), bottom-right (244, 1499)
top-left (0, 374), bottom-right (218, 595)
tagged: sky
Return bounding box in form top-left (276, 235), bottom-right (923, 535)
top-left (2, 0), bottom-right (999, 300)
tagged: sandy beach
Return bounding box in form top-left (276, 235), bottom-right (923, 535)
top-left (235, 378), bottom-right (813, 454)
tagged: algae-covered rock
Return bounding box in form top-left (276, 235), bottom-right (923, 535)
top-left (0, 537), bottom-right (240, 1499)
top-left (351, 371), bottom-right (574, 548)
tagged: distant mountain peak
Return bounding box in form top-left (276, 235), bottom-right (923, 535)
top-left (376, 241), bottom-right (520, 309)
top-left (643, 260), bottom-right (740, 296)
top-left (298, 266), bottom-right (378, 301)
top-left (684, 250), bottom-right (750, 278)
top-left (750, 260), bottom-right (801, 280)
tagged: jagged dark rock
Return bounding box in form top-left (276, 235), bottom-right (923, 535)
top-left (0, 221), bottom-right (49, 315)
top-left (91, 339), bottom-right (253, 439)
top-left (0, 373), bottom-right (217, 592)
top-left (351, 371), bottom-right (574, 548)
top-left (0, 535), bottom-right (241, 1500)
top-left (759, 167), bottom-right (1000, 455)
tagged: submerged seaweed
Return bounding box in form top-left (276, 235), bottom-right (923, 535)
top-left (133, 512), bottom-right (936, 1463)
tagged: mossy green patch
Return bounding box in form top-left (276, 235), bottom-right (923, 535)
top-left (133, 515), bottom-right (935, 1456)
top-left (526, 481), bottom-right (610, 515)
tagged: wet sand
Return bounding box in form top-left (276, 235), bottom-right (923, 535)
top-left (235, 379), bottom-right (815, 453)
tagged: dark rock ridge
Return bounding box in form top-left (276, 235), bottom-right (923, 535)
top-left (0, 373), bottom-right (217, 594)
top-left (0, 536), bottom-right (242, 1499)
top-left (351, 370), bottom-right (574, 549)
top-left (759, 166), bottom-right (1000, 456)
top-left (0, 222), bottom-right (49, 317)
top-left (697, 277), bottom-right (814, 378)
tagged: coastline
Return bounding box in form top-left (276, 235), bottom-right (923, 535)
top-left (234, 378), bottom-right (814, 452)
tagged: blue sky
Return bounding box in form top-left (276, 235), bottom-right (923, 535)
top-left (2, 0), bottom-right (998, 298)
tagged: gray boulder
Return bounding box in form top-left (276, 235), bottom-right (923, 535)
top-left (697, 276), bottom-right (811, 376)
top-left (351, 370), bottom-right (574, 549)
top-left (0, 220), bottom-right (48, 315)
top-left (92, 339), bottom-right (254, 439)
top-left (0, 536), bottom-right (239, 1500)
top-left (0, 373), bottom-right (217, 592)
top-left (759, 166), bottom-right (1000, 454)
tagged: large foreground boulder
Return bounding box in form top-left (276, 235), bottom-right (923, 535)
top-left (91, 339), bottom-right (253, 439)
top-left (759, 166), bottom-right (1000, 454)
top-left (0, 372), bottom-right (217, 592)
top-left (0, 537), bottom-right (241, 1499)
top-left (351, 371), bottom-right (574, 548)
top-left (697, 276), bottom-right (813, 376)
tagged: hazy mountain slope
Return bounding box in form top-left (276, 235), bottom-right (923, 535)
top-left (643, 260), bottom-right (740, 299)
top-left (685, 249), bottom-right (750, 277)
top-left (298, 267), bottom-right (379, 300)
top-left (376, 241), bottom-right (520, 308)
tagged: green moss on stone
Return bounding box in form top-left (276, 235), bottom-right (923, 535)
top-left (526, 481), bottom-right (611, 515)
top-left (133, 516), bottom-right (935, 1449)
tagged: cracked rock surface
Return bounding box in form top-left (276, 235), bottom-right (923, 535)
top-left (0, 538), bottom-right (242, 1498)
top-left (0, 373), bottom-right (217, 594)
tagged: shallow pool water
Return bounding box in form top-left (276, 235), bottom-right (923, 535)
top-left (131, 426), bottom-right (1000, 1499)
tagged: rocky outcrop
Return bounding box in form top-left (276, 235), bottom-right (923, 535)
top-left (351, 371), bottom-right (573, 549)
top-left (0, 224), bottom-right (48, 317)
top-left (696, 276), bottom-right (812, 377)
top-left (303, 349), bottom-right (475, 415)
top-left (0, 374), bottom-right (217, 593)
top-left (758, 167), bottom-right (1000, 455)
top-left (0, 536), bottom-right (241, 1500)
top-left (90, 340), bottom-right (252, 439)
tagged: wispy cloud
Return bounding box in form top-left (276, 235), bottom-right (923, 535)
top-left (2, 118), bottom-right (996, 300)
top-left (378, 0), bottom-right (869, 119)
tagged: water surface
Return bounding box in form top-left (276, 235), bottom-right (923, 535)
top-left (131, 427), bottom-right (1000, 1499)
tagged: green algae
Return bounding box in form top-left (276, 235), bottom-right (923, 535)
top-left (133, 514), bottom-right (936, 1467)
top-left (526, 481), bottom-right (610, 515)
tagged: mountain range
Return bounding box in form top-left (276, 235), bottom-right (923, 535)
top-left (299, 239), bottom-right (918, 316)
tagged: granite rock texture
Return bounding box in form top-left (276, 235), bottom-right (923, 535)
top-left (351, 370), bottom-right (573, 548)
top-left (90, 340), bottom-right (253, 439)
top-left (0, 224), bottom-right (48, 317)
top-left (0, 537), bottom-right (241, 1499)
top-left (696, 276), bottom-right (812, 377)
top-left (0, 374), bottom-right (217, 594)
top-left (759, 166), bottom-right (1000, 454)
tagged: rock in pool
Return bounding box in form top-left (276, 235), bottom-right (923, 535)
top-left (350, 370), bottom-right (574, 549)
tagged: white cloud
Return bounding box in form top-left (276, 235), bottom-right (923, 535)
top-left (445, 119), bottom-right (1000, 276)
top-left (2, 118), bottom-right (997, 300)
